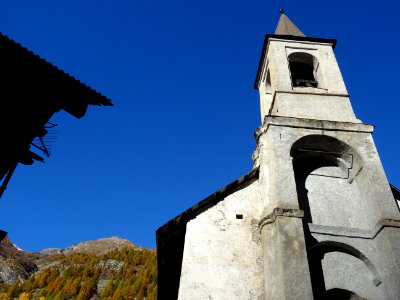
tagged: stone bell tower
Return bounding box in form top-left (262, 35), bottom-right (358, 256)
top-left (156, 11), bottom-right (400, 300)
top-left (253, 11), bottom-right (400, 299)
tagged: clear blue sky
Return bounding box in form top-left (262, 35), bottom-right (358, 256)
top-left (0, 1), bottom-right (399, 252)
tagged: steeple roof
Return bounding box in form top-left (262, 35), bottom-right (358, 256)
top-left (275, 10), bottom-right (305, 37)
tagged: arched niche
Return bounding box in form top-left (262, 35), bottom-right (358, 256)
top-left (290, 135), bottom-right (368, 229)
top-left (307, 241), bottom-right (381, 300)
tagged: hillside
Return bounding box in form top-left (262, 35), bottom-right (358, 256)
top-left (0, 237), bottom-right (157, 300)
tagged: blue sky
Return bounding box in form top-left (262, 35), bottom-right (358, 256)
top-left (0, 1), bottom-right (399, 251)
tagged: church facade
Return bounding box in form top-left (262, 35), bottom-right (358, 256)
top-left (157, 13), bottom-right (400, 300)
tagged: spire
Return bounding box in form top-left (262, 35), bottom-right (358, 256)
top-left (275, 9), bottom-right (305, 37)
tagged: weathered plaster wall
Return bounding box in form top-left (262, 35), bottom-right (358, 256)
top-left (178, 180), bottom-right (264, 300)
top-left (271, 93), bottom-right (357, 123)
top-left (260, 213), bottom-right (313, 299)
top-left (305, 171), bottom-right (368, 228)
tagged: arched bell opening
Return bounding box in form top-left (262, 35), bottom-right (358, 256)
top-left (288, 52), bottom-right (324, 89)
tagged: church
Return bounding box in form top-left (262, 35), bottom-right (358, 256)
top-left (157, 12), bottom-right (400, 299)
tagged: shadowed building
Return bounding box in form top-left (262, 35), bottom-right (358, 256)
top-left (0, 33), bottom-right (112, 199)
top-left (157, 12), bottom-right (400, 299)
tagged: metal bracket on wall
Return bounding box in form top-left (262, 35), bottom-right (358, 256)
top-left (0, 162), bottom-right (17, 199)
top-left (30, 122), bottom-right (59, 158)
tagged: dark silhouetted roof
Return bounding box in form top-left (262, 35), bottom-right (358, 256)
top-left (0, 32), bottom-right (113, 197)
top-left (0, 33), bottom-right (112, 116)
top-left (391, 184), bottom-right (400, 201)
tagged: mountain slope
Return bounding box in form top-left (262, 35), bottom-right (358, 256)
top-left (0, 237), bottom-right (157, 300)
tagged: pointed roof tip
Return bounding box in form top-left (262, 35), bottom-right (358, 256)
top-left (275, 10), bottom-right (306, 37)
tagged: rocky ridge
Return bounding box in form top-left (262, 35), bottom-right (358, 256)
top-left (40, 236), bottom-right (140, 256)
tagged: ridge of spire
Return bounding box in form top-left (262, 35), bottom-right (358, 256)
top-left (275, 10), bottom-right (305, 37)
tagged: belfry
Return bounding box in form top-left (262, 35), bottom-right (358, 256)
top-left (157, 12), bottom-right (400, 299)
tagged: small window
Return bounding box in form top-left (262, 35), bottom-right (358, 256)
top-left (288, 53), bottom-right (318, 88)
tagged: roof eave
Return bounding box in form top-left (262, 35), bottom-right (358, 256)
top-left (156, 167), bottom-right (260, 236)
top-left (0, 32), bottom-right (113, 111)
